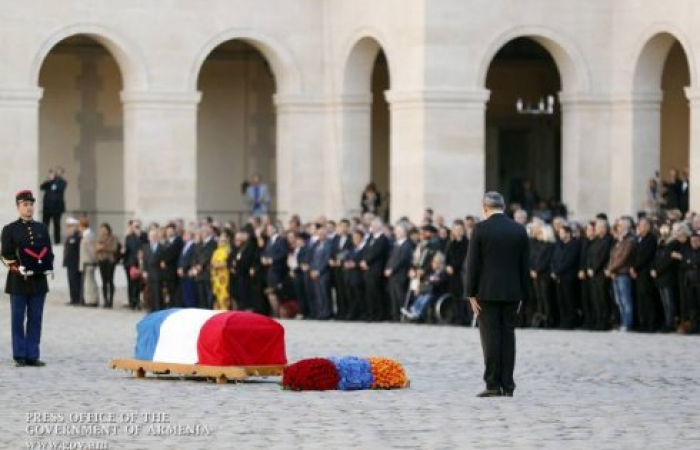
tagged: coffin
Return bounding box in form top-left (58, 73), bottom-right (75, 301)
top-left (134, 309), bottom-right (287, 366)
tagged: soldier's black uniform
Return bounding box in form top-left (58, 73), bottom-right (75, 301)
top-left (1, 190), bottom-right (53, 367)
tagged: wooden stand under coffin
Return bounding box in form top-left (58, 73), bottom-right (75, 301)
top-left (110, 359), bottom-right (286, 384)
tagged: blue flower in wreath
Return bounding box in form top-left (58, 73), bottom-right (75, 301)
top-left (328, 356), bottom-right (374, 390)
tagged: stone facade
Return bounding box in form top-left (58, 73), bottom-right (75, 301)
top-left (0, 0), bottom-right (697, 229)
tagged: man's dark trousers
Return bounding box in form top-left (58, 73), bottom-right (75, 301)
top-left (478, 301), bottom-right (518, 393)
top-left (11, 294), bottom-right (46, 362)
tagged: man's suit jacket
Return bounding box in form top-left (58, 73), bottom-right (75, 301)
top-left (142, 242), bottom-right (164, 282)
top-left (194, 238), bottom-right (217, 282)
top-left (178, 240), bottom-right (196, 276)
top-left (633, 233), bottom-right (657, 274)
top-left (551, 238), bottom-right (581, 282)
top-left (310, 239), bottom-right (333, 275)
top-left (161, 236), bottom-right (184, 281)
top-left (362, 234), bottom-right (390, 277)
top-left (40, 177), bottom-right (67, 214)
top-left (263, 235), bottom-right (289, 285)
top-left (465, 213), bottom-right (529, 302)
top-left (385, 239), bottom-right (413, 281)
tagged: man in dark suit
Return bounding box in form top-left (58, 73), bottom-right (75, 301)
top-left (160, 223), bottom-right (183, 307)
top-left (63, 217), bottom-right (82, 305)
top-left (632, 217), bottom-right (658, 332)
top-left (177, 229), bottom-right (198, 308)
top-left (385, 223), bottom-right (413, 321)
top-left (261, 222), bottom-right (289, 316)
top-left (344, 229), bottom-right (367, 320)
top-left (141, 229), bottom-right (164, 311)
top-left (122, 220), bottom-right (147, 309)
top-left (330, 219), bottom-right (352, 319)
top-left (193, 224), bottom-right (217, 309)
top-left (586, 218), bottom-right (613, 330)
top-left (39, 167), bottom-right (67, 243)
top-left (465, 192), bottom-right (530, 398)
top-left (310, 225), bottom-right (333, 319)
top-left (361, 217), bottom-right (391, 321)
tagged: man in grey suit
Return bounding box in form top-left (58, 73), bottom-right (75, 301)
top-left (465, 192), bottom-right (530, 398)
top-left (310, 224), bottom-right (333, 319)
top-left (245, 174), bottom-right (271, 216)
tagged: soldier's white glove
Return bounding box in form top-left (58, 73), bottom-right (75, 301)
top-left (19, 266), bottom-right (34, 276)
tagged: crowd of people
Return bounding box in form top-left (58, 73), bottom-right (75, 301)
top-left (59, 195), bottom-right (700, 335)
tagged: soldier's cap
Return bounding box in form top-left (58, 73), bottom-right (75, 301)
top-left (15, 190), bottom-right (36, 204)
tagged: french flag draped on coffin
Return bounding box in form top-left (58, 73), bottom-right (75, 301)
top-left (134, 309), bottom-right (287, 366)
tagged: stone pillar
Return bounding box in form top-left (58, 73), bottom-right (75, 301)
top-left (385, 89), bottom-right (490, 222)
top-left (120, 91), bottom-right (201, 223)
top-left (559, 93), bottom-right (615, 219)
top-left (607, 91), bottom-right (663, 218)
top-left (686, 88), bottom-right (700, 213)
top-left (327, 94), bottom-right (373, 218)
top-left (0, 87), bottom-right (43, 225)
top-left (274, 94), bottom-right (328, 223)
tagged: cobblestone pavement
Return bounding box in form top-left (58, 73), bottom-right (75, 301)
top-left (1, 288), bottom-right (699, 450)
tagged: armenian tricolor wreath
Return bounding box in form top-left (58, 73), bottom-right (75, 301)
top-left (282, 356), bottom-right (409, 391)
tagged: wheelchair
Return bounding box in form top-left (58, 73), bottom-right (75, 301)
top-left (402, 280), bottom-right (463, 325)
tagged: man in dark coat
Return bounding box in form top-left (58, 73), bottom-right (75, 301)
top-left (193, 224), bottom-right (217, 309)
top-left (63, 217), bottom-right (82, 305)
top-left (330, 219), bottom-right (352, 320)
top-left (141, 229), bottom-right (164, 311)
top-left (122, 220), bottom-right (147, 310)
top-left (39, 167), bottom-right (67, 243)
top-left (551, 225), bottom-right (581, 329)
top-left (160, 223), bottom-right (183, 307)
top-left (344, 230), bottom-right (367, 320)
top-left (361, 218), bottom-right (391, 321)
top-left (384, 223), bottom-right (413, 321)
top-left (632, 217), bottom-right (658, 332)
top-left (465, 192), bottom-right (529, 398)
top-left (2, 190), bottom-right (54, 367)
top-left (585, 219), bottom-right (614, 330)
top-left (310, 226), bottom-right (333, 319)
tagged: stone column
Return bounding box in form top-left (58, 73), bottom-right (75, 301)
top-left (559, 92), bottom-right (616, 220)
top-left (686, 87), bottom-right (700, 213)
top-left (274, 94), bottom-right (328, 223)
top-left (0, 87), bottom-right (43, 225)
top-left (120, 91), bottom-right (201, 223)
top-left (327, 94), bottom-right (373, 218)
top-left (385, 89), bottom-right (490, 222)
top-left (607, 91), bottom-right (663, 218)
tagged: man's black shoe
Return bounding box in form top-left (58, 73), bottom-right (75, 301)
top-left (476, 389), bottom-right (503, 398)
top-left (503, 391), bottom-right (514, 397)
top-left (25, 360), bottom-right (46, 367)
top-left (14, 359), bottom-right (26, 367)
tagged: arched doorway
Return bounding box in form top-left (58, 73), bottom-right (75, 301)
top-left (38, 35), bottom-right (125, 234)
top-left (633, 33), bottom-right (691, 214)
top-left (485, 37), bottom-right (562, 215)
top-left (340, 38), bottom-right (391, 219)
top-left (196, 40), bottom-right (277, 224)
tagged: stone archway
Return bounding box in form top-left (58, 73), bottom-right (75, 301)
top-left (38, 34), bottom-right (126, 234)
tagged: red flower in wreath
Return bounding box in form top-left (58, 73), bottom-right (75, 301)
top-left (282, 358), bottom-right (340, 391)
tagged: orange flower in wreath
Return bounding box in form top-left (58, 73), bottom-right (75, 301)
top-left (367, 357), bottom-right (409, 389)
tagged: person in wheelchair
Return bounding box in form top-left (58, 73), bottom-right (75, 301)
top-left (401, 252), bottom-right (449, 321)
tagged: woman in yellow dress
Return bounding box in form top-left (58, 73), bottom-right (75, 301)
top-left (211, 234), bottom-right (232, 310)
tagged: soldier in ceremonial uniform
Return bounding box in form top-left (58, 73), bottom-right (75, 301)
top-left (1, 190), bottom-right (54, 367)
